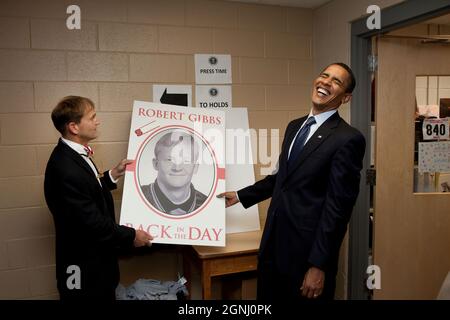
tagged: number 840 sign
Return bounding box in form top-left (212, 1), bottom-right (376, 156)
top-left (422, 118), bottom-right (449, 141)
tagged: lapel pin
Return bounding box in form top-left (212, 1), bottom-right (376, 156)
top-left (318, 135), bottom-right (322, 139)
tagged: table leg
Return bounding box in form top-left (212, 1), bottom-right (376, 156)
top-left (201, 261), bottom-right (212, 300)
top-left (182, 248), bottom-right (192, 299)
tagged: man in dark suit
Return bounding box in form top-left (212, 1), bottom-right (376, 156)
top-left (44, 96), bottom-right (153, 300)
top-left (218, 63), bottom-right (366, 301)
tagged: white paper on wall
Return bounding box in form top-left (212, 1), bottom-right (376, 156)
top-left (422, 118), bottom-right (449, 141)
top-left (195, 54), bottom-right (232, 84)
top-left (418, 141), bottom-right (450, 173)
top-left (196, 85), bottom-right (232, 109)
top-left (120, 101), bottom-right (226, 246)
top-left (153, 84), bottom-right (192, 107)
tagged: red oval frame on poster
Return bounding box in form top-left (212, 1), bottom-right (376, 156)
top-left (134, 125), bottom-right (219, 220)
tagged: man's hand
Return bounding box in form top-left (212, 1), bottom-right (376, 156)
top-left (111, 159), bottom-right (134, 181)
top-left (300, 266), bottom-right (325, 299)
top-left (216, 191), bottom-right (240, 208)
top-left (133, 230), bottom-right (153, 247)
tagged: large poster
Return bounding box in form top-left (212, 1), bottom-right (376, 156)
top-left (120, 101), bottom-right (226, 246)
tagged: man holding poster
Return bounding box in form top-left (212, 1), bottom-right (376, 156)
top-left (44, 96), bottom-right (153, 300)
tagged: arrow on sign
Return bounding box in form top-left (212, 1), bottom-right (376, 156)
top-left (160, 89), bottom-right (188, 107)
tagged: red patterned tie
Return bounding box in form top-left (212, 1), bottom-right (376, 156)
top-left (83, 145), bottom-right (102, 179)
top-left (84, 145), bottom-right (94, 157)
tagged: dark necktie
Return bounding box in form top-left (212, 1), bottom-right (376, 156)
top-left (288, 116), bottom-right (316, 166)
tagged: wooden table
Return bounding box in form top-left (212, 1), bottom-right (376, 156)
top-left (183, 230), bottom-right (262, 300)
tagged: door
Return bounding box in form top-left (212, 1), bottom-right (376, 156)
top-left (373, 37), bottom-right (450, 299)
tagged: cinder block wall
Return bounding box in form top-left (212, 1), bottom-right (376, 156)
top-left (0, 0), bottom-right (313, 299)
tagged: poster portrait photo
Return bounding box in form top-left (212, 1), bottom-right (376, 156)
top-left (137, 128), bottom-right (216, 217)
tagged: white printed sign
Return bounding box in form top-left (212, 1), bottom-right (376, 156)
top-left (195, 54), bottom-right (232, 84)
top-left (196, 85), bottom-right (232, 109)
top-left (422, 118), bottom-right (450, 141)
top-left (418, 141), bottom-right (450, 173)
top-left (120, 101), bottom-right (226, 246)
top-left (153, 85), bottom-right (192, 107)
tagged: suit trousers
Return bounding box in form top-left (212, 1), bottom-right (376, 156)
top-left (256, 215), bottom-right (336, 301)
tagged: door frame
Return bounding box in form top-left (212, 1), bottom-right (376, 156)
top-left (349, 0), bottom-right (450, 299)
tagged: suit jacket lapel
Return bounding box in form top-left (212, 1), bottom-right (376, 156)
top-left (57, 139), bottom-right (114, 221)
top-left (57, 139), bottom-right (102, 189)
top-left (286, 112), bottom-right (341, 176)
